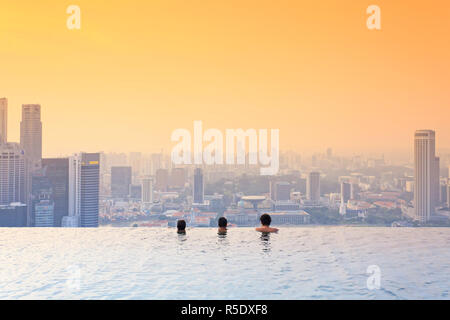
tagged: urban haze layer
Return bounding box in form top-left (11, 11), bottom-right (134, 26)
top-left (0, 97), bottom-right (449, 228)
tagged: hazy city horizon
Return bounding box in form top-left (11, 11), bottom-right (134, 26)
top-left (2, 97), bottom-right (450, 161)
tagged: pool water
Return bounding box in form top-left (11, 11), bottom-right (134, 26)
top-left (0, 227), bottom-right (449, 299)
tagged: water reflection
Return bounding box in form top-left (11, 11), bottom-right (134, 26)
top-left (177, 232), bottom-right (187, 244)
top-left (259, 232), bottom-right (271, 253)
top-left (217, 230), bottom-right (228, 244)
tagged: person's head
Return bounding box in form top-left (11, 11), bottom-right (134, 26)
top-left (177, 219), bottom-right (186, 232)
top-left (218, 217), bottom-right (227, 228)
top-left (260, 214), bottom-right (271, 226)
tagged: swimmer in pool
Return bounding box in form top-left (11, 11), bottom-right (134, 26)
top-left (218, 217), bottom-right (228, 234)
top-left (255, 214), bottom-right (278, 233)
top-left (177, 219), bottom-right (186, 234)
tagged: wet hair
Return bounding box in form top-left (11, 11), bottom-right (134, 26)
top-left (177, 219), bottom-right (186, 231)
top-left (260, 214), bottom-right (271, 226)
top-left (218, 217), bottom-right (227, 228)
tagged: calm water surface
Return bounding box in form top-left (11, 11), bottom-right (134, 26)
top-left (0, 227), bottom-right (449, 299)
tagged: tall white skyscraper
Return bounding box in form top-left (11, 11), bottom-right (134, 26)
top-left (0, 143), bottom-right (27, 206)
top-left (66, 153), bottom-right (100, 227)
top-left (307, 171), bottom-right (321, 202)
top-left (414, 130), bottom-right (440, 222)
top-left (0, 98), bottom-right (7, 144)
top-left (20, 104), bottom-right (42, 172)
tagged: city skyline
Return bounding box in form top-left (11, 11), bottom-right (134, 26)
top-left (2, 97), bottom-right (450, 161)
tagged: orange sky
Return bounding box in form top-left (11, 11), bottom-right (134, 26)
top-left (0, 0), bottom-right (449, 157)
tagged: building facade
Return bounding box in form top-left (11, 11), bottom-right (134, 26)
top-left (20, 104), bottom-right (42, 172)
top-left (306, 171), bottom-right (321, 202)
top-left (0, 143), bottom-right (27, 207)
top-left (67, 153), bottom-right (100, 227)
top-left (42, 158), bottom-right (69, 227)
top-left (0, 203), bottom-right (27, 227)
top-left (414, 130), bottom-right (440, 222)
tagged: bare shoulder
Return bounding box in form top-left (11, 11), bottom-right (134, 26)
top-left (255, 227), bottom-right (279, 233)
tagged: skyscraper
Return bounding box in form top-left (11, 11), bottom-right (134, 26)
top-left (350, 183), bottom-right (360, 200)
top-left (193, 167), bottom-right (204, 204)
top-left (67, 153), bottom-right (100, 227)
top-left (79, 153), bottom-right (100, 227)
top-left (141, 176), bottom-right (153, 204)
top-left (414, 130), bottom-right (440, 222)
top-left (42, 158), bottom-right (69, 227)
top-left (447, 184), bottom-right (450, 209)
top-left (340, 182), bottom-right (351, 203)
top-left (20, 104), bottom-right (42, 171)
top-left (0, 143), bottom-right (27, 206)
top-left (111, 166), bottom-right (132, 199)
top-left (0, 98), bottom-right (7, 144)
top-left (440, 183), bottom-right (448, 204)
top-left (306, 172), bottom-right (320, 202)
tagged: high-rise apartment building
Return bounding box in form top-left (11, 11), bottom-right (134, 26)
top-left (193, 168), bottom-right (204, 204)
top-left (414, 130), bottom-right (440, 222)
top-left (20, 104), bottom-right (42, 171)
top-left (0, 98), bottom-right (7, 144)
top-left (306, 172), bottom-right (321, 202)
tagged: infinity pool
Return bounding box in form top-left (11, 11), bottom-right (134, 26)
top-left (0, 227), bottom-right (449, 299)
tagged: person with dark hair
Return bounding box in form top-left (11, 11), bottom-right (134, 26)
top-left (177, 219), bottom-right (186, 234)
top-left (256, 214), bottom-right (278, 233)
top-left (218, 217), bottom-right (228, 234)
